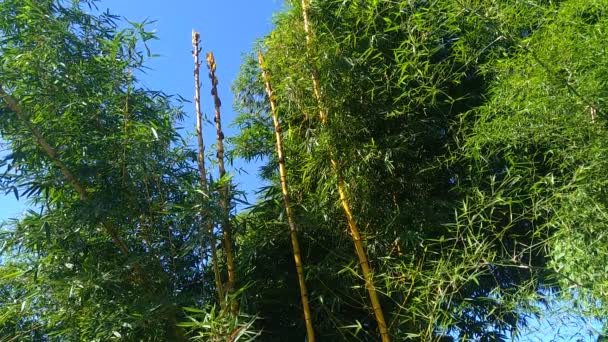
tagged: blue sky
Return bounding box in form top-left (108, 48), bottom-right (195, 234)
top-left (0, 0), bottom-right (284, 219)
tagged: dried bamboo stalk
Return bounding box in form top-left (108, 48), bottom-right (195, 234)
top-left (192, 31), bottom-right (225, 307)
top-left (299, 1), bottom-right (390, 341)
top-left (206, 51), bottom-right (237, 313)
top-left (258, 51), bottom-right (316, 342)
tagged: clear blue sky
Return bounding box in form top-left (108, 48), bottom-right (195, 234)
top-left (0, 0), bottom-right (284, 219)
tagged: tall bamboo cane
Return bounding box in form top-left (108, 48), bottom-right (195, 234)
top-left (299, 1), bottom-right (390, 341)
top-left (192, 31), bottom-right (224, 307)
top-left (206, 51), bottom-right (237, 313)
top-left (258, 51), bottom-right (316, 342)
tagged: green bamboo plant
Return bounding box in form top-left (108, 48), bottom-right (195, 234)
top-left (4, 0), bottom-right (608, 340)
top-left (298, 0), bottom-right (390, 340)
top-left (0, 3), bottom-right (195, 338)
top-left (0, 87), bottom-right (131, 257)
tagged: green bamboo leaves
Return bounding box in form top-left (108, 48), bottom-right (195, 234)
top-left (0, 2), bottom-right (194, 339)
top-left (3, 0), bottom-right (608, 340)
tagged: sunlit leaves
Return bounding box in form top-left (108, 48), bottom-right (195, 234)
top-left (0, 1), bottom-right (209, 340)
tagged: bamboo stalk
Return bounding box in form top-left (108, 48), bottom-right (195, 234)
top-left (258, 51), bottom-right (316, 342)
top-left (299, 1), bottom-right (390, 340)
top-left (206, 51), bottom-right (237, 313)
top-left (192, 31), bottom-right (225, 307)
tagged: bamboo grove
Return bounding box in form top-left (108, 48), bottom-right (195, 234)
top-left (2, 0), bottom-right (608, 340)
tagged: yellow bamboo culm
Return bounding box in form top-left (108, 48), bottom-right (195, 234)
top-left (299, 1), bottom-right (391, 341)
top-left (206, 51), bottom-right (238, 314)
top-left (192, 31), bottom-right (225, 308)
top-left (258, 51), bottom-right (316, 342)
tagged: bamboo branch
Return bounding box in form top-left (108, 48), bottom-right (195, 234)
top-left (0, 86), bottom-right (130, 257)
top-left (192, 31), bottom-right (224, 307)
top-left (299, 1), bottom-right (390, 340)
top-left (0, 87), bottom-right (88, 200)
top-left (206, 51), bottom-right (237, 313)
top-left (258, 51), bottom-right (316, 342)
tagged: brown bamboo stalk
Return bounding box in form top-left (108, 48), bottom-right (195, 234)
top-left (192, 31), bottom-right (224, 307)
top-left (258, 51), bottom-right (316, 342)
top-left (299, 1), bottom-right (390, 341)
top-left (206, 51), bottom-right (237, 313)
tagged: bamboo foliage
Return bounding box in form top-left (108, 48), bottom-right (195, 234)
top-left (299, 0), bottom-right (390, 340)
top-left (258, 51), bottom-right (316, 342)
top-left (2, 72), bottom-right (195, 341)
top-left (0, 83), bottom-right (179, 336)
top-left (0, 4), bottom-right (239, 338)
top-left (0, 86), bottom-right (131, 257)
top-left (192, 31), bottom-right (224, 307)
top-left (8, 0), bottom-right (608, 340)
top-left (206, 51), bottom-right (237, 313)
